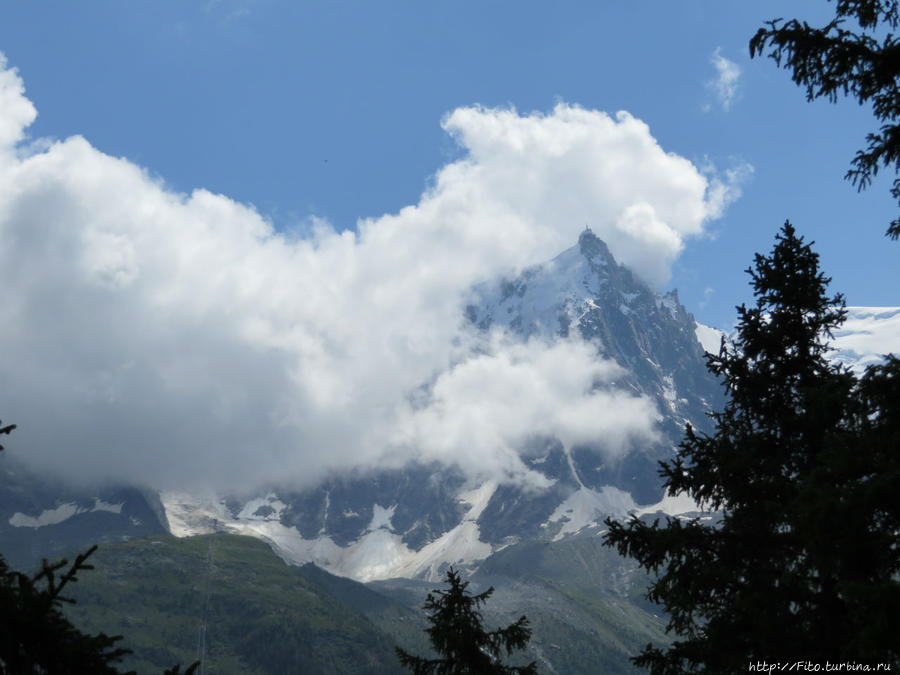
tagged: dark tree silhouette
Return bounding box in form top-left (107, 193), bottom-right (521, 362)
top-left (0, 420), bottom-right (199, 675)
top-left (603, 223), bottom-right (900, 673)
top-left (396, 568), bottom-right (537, 675)
top-left (0, 421), bottom-right (15, 450)
top-left (0, 546), bottom-right (136, 674)
top-left (751, 1), bottom-right (900, 239)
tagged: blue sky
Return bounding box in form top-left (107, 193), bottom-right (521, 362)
top-left (0, 2), bottom-right (897, 489)
top-left (1, 1), bottom-right (895, 328)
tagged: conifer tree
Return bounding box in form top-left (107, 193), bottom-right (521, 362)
top-left (751, 1), bottom-right (900, 239)
top-left (396, 568), bottom-right (537, 675)
top-left (603, 223), bottom-right (900, 673)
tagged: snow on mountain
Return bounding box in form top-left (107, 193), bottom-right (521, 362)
top-left (694, 323), bottom-right (725, 355)
top-left (832, 306), bottom-right (900, 373)
top-left (632, 491), bottom-right (705, 519)
top-left (162, 482), bottom-right (499, 582)
top-left (468, 228), bottom-right (720, 437)
top-left (8, 498), bottom-right (123, 528)
top-left (545, 486), bottom-right (636, 541)
top-left (0, 474), bottom-right (169, 570)
top-left (161, 477), bottom-right (717, 583)
top-left (695, 306), bottom-right (899, 373)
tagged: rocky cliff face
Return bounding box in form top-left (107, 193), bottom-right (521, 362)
top-left (465, 228), bottom-right (722, 502)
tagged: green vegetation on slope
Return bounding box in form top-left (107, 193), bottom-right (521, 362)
top-left (369, 534), bottom-right (669, 675)
top-left (475, 535), bottom-right (669, 674)
top-left (63, 533), bottom-right (408, 674)
top-left (59, 529), bottom-right (669, 674)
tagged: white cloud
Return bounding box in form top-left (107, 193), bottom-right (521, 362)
top-left (436, 104), bottom-right (746, 286)
top-left (0, 55), bottom-right (740, 491)
top-left (391, 336), bottom-right (660, 487)
top-left (707, 47), bottom-right (741, 112)
top-left (699, 157), bottom-right (753, 220)
top-left (0, 55), bottom-right (36, 150)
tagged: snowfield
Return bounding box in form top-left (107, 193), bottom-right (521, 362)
top-left (162, 483), bottom-right (498, 582)
top-left (696, 306), bottom-right (898, 374)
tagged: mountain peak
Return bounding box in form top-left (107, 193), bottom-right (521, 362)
top-left (577, 226), bottom-right (613, 262)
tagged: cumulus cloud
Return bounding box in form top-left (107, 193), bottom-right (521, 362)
top-left (436, 104), bottom-right (745, 285)
top-left (391, 336), bottom-right (660, 487)
top-left (706, 47), bottom-right (741, 111)
top-left (0, 55), bottom-right (36, 150)
top-left (0, 55), bottom-right (740, 491)
top-left (701, 158), bottom-right (754, 220)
